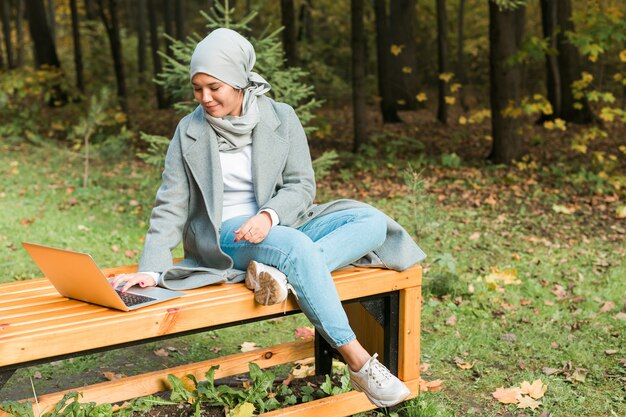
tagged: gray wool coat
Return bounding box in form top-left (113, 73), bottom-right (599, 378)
top-left (138, 96), bottom-right (426, 290)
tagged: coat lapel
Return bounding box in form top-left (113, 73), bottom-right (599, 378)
top-left (252, 97), bottom-right (290, 205)
top-left (183, 106), bottom-right (224, 224)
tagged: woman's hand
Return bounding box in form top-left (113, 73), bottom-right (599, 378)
top-left (110, 272), bottom-right (157, 293)
top-left (234, 212), bottom-right (272, 244)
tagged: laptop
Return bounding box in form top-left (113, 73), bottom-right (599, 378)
top-left (22, 242), bottom-right (184, 311)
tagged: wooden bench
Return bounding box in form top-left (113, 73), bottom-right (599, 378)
top-left (0, 264), bottom-right (422, 416)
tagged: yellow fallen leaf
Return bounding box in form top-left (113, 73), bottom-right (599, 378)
top-left (520, 379), bottom-right (547, 399)
top-left (180, 375), bottom-right (196, 392)
top-left (616, 205), bottom-right (626, 219)
top-left (492, 386), bottom-right (521, 404)
top-left (390, 44), bottom-right (404, 56)
top-left (484, 267), bottom-right (521, 288)
top-left (102, 371), bottom-right (125, 381)
top-left (517, 394), bottom-right (542, 410)
top-left (291, 363), bottom-right (315, 378)
top-left (230, 402), bottom-right (255, 417)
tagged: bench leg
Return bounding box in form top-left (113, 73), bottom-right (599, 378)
top-left (398, 287), bottom-right (421, 381)
top-left (0, 369), bottom-right (16, 390)
top-left (314, 331), bottom-right (334, 376)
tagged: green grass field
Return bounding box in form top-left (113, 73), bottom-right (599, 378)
top-left (1, 138), bottom-right (624, 416)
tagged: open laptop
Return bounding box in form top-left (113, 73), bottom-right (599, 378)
top-left (22, 242), bottom-right (184, 311)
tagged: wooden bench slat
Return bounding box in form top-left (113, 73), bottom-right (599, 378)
top-left (0, 266), bottom-right (421, 366)
top-left (19, 338), bottom-right (315, 415)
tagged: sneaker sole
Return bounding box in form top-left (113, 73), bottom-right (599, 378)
top-left (245, 260), bottom-right (258, 290)
top-left (350, 379), bottom-right (411, 408)
top-left (254, 271), bottom-right (286, 306)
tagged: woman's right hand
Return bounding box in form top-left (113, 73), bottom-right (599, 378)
top-left (110, 272), bottom-right (157, 293)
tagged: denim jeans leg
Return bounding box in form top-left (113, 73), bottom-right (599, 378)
top-left (219, 216), bottom-right (356, 348)
top-left (296, 207), bottom-right (388, 271)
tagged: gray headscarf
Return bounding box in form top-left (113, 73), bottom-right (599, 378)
top-left (190, 28), bottom-right (271, 152)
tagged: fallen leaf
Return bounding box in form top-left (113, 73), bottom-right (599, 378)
top-left (501, 333), bottom-right (517, 342)
top-left (180, 375), bottom-right (196, 392)
top-left (33, 371), bottom-right (42, 379)
top-left (517, 394), bottom-right (542, 410)
top-left (102, 371), bottom-right (125, 381)
top-left (552, 204), bottom-right (574, 215)
top-left (542, 367), bottom-right (561, 376)
top-left (469, 232), bottom-right (481, 240)
top-left (282, 373), bottom-right (295, 386)
top-left (520, 379), bottom-right (548, 399)
top-left (294, 326), bottom-right (315, 339)
top-left (483, 268), bottom-right (521, 289)
top-left (291, 363), bottom-right (315, 378)
top-left (615, 205), bottom-right (626, 219)
top-left (599, 301), bottom-right (615, 312)
top-left (420, 362), bottom-right (430, 373)
top-left (111, 245), bottom-right (119, 252)
top-left (240, 341), bottom-right (260, 352)
top-left (445, 314), bottom-right (457, 326)
top-left (492, 386), bottom-right (521, 404)
top-left (614, 312), bottom-right (626, 321)
top-left (210, 346), bottom-right (222, 353)
top-left (153, 348), bottom-right (169, 357)
top-left (125, 249), bottom-right (138, 258)
top-left (566, 368), bottom-right (587, 383)
top-left (230, 402), bottom-right (255, 417)
top-left (454, 357), bottom-right (477, 370)
top-left (419, 378), bottom-right (444, 392)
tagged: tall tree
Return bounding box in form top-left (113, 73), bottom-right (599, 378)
top-left (25, 0), bottom-right (61, 69)
top-left (352, 0), bottom-right (367, 151)
top-left (555, 0), bottom-right (594, 123)
top-left (69, 0), bottom-right (84, 93)
top-left (1, 0), bottom-right (15, 68)
top-left (148, 0), bottom-right (167, 108)
top-left (15, 0), bottom-right (25, 67)
top-left (488, 1), bottom-right (525, 164)
top-left (388, 0), bottom-right (418, 110)
top-left (436, 0), bottom-right (449, 124)
top-left (456, 0), bottom-right (468, 111)
top-left (297, 0), bottom-right (313, 42)
top-left (46, 0), bottom-right (55, 39)
top-left (175, 0), bottom-right (184, 40)
top-left (84, 0), bottom-right (97, 20)
top-left (374, 0), bottom-right (400, 123)
top-left (281, 0), bottom-right (297, 66)
top-left (96, 0), bottom-right (128, 115)
top-left (137, 0), bottom-right (147, 82)
top-left (539, 0), bottom-right (560, 119)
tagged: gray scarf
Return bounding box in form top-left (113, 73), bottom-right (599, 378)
top-left (190, 28), bottom-right (271, 153)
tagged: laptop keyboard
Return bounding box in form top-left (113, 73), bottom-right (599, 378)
top-left (115, 290), bottom-right (156, 307)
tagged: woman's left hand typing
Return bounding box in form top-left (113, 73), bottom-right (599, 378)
top-left (234, 212), bottom-right (272, 243)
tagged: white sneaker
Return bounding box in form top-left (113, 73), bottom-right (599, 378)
top-left (245, 260), bottom-right (289, 306)
top-left (349, 353), bottom-right (411, 408)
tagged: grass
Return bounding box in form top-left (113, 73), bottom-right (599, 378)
top-left (1, 134), bottom-right (625, 416)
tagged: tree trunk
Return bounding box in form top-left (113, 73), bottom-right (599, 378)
top-left (389, 0), bottom-right (418, 110)
top-left (15, 0), bottom-right (24, 67)
top-left (163, 0), bottom-right (174, 55)
top-left (175, 0), bottom-right (184, 40)
top-left (137, 0), bottom-right (147, 82)
top-left (148, 0), bottom-right (166, 108)
top-left (556, 0), bottom-right (594, 123)
top-left (96, 0), bottom-right (128, 115)
top-left (374, 0), bottom-right (400, 123)
top-left (297, 0), bottom-right (313, 42)
top-left (436, 0), bottom-right (448, 124)
top-left (25, 0), bottom-right (61, 68)
top-left (69, 0), bottom-right (84, 93)
top-left (84, 0), bottom-right (97, 20)
top-left (46, 0), bottom-right (55, 39)
top-left (352, 0), bottom-right (367, 152)
top-left (456, 0), bottom-right (468, 111)
top-left (539, 0), bottom-right (559, 120)
top-left (1, 0), bottom-right (15, 68)
top-left (280, 0), bottom-right (297, 66)
top-left (488, 1), bottom-right (525, 164)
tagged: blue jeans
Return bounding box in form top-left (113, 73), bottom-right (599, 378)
top-left (219, 207), bottom-right (387, 348)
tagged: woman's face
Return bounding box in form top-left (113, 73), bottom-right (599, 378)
top-left (192, 73), bottom-right (244, 118)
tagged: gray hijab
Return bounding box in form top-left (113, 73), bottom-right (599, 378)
top-left (190, 28), bottom-right (271, 152)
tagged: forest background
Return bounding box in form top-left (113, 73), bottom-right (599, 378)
top-left (0, 0), bottom-right (625, 416)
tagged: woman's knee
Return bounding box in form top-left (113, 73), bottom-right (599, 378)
top-left (358, 208), bottom-right (387, 246)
